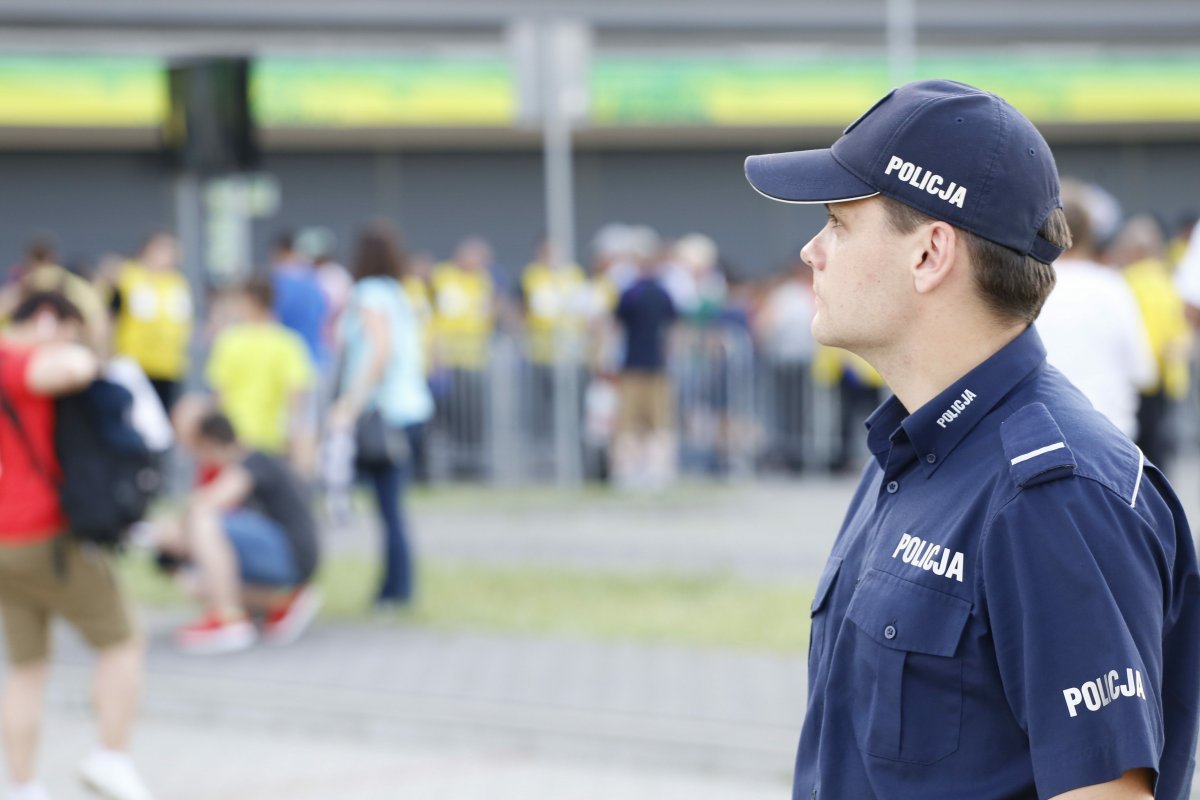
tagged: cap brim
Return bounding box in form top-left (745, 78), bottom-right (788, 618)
top-left (745, 148), bottom-right (878, 205)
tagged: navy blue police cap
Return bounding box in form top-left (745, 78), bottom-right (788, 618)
top-left (745, 79), bottom-right (1065, 264)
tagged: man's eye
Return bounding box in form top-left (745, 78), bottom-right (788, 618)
top-left (827, 215), bottom-right (841, 228)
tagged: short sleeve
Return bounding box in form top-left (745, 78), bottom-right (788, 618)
top-left (240, 452), bottom-right (270, 497)
top-left (356, 281), bottom-right (388, 313)
top-left (982, 480), bottom-right (1165, 798)
top-left (360, 280), bottom-right (412, 332)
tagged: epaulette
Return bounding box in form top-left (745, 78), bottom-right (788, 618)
top-left (999, 402), bottom-right (1077, 489)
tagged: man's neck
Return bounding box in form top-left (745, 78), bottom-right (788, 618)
top-left (862, 317), bottom-right (1027, 416)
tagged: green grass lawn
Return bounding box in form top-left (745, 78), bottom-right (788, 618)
top-left (120, 552), bottom-right (812, 653)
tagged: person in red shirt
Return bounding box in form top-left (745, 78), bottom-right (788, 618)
top-left (0, 292), bottom-right (153, 800)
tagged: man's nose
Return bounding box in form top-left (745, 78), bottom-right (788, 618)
top-left (801, 235), bottom-right (823, 272)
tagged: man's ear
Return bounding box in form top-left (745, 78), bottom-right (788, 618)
top-left (912, 221), bottom-right (959, 295)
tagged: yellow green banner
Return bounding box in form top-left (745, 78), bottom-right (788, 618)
top-left (591, 54), bottom-right (1200, 126)
top-left (0, 55), bottom-right (515, 128)
top-left (0, 56), bottom-right (164, 126)
top-left (0, 53), bottom-right (1197, 129)
top-left (254, 57), bottom-right (514, 127)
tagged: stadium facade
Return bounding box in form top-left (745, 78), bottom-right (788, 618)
top-left (0, 0), bottom-right (1197, 277)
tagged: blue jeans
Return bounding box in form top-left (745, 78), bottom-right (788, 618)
top-left (364, 461), bottom-right (413, 603)
top-left (223, 510), bottom-right (300, 587)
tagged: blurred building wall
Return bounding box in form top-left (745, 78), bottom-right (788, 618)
top-left (1, 140), bottom-right (1197, 278)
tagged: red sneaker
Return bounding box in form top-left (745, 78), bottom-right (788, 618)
top-left (175, 613), bottom-right (257, 655)
top-left (264, 586), bottom-right (322, 645)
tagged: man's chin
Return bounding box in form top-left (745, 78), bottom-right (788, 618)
top-left (811, 320), bottom-right (843, 350)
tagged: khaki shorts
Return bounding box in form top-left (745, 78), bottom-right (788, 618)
top-left (617, 372), bottom-right (674, 437)
top-left (0, 537), bottom-right (135, 666)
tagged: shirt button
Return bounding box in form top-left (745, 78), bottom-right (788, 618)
top-left (926, 453), bottom-right (937, 464)
top-left (886, 480), bottom-right (899, 494)
top-left (811, 790), bottom-right (817, 800)
top-left (884, 625), bottom-right (897, 640)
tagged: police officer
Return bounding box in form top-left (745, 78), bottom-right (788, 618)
top-left (745, 79), bottom-right (1200, 800)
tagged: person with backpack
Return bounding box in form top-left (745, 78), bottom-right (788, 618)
top-left (0, 291), bottom-right (153, 800)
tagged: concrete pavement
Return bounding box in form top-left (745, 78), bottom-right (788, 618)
top-left (7, 465), bottom-right (1200, 799)
top-left (7, 478), bottom-right (837, 800)
top-left (31, 713), bottom-right (789, 800)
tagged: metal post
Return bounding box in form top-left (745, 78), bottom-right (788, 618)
top-left (174, 172), bottom-right (206, 392)
top-left (489, 334), bottom-right (521, 485)
top-left (541, 19), bottom-right (588, 487)
top-left (886, 0), bottom-right (917, 86)
top-left (541, 20), bottom-right (582, 271)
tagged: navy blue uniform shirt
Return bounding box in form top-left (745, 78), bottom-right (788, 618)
top-left (798, 326), bottom-right (1200, 800)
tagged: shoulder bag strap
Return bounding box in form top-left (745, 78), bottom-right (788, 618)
top-left (0, 352), bottom-right (54, 484)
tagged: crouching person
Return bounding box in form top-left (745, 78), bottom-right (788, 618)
top-left (161, 410), bottom-right (321, 655)
top-left (0, 292), bottom-right (153, 800)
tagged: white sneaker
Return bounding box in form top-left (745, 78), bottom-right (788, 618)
top-left (78, 750), bottom-right (154, 800)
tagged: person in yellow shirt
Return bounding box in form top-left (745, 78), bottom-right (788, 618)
top-left (429, 239), bottom-right (495, 476)
top-left (205, 278), bottom-right (316, 473)
top-left (520, 240), bottom-right (592, 452)
top-left (430, 239), bottom-right (494, 370)
top-left (108, 232), bottom-right (193, 412)
top-left (1110, 216), bottom-right (1191, 472)
top-left (522, 240), bottom-right (591, 365)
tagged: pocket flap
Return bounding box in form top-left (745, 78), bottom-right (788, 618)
top-left (811, 555), bottom-right (844, 614)
top-left (846, 569), bottom-right (971, 657)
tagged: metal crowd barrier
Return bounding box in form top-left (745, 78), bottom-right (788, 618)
top-left (670, 324), bottom-right (757, 478)
top-left (424, 326), bottom-right (852, 485)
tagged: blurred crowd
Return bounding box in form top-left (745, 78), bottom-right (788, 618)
top-left (3, 181), bottom-right (1200, 492)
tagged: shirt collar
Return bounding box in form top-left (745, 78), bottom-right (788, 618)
top-left (865, 325), bottom-right (1048, 475)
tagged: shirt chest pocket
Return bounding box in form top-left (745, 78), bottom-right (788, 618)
top-left (809, 555), bottom-right (843, 674)
top-left (845, 568), bottom-right (972, 765)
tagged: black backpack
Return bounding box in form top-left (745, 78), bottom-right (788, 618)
top-left (0, 374), bottom-right (161, 546)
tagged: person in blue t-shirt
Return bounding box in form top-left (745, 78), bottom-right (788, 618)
top-left (612, 245), bottom-right (678, 489)
top-left (745, 80), bottom-right (1200, 800)
top-left (270, 231), bottom-right (329, 370)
